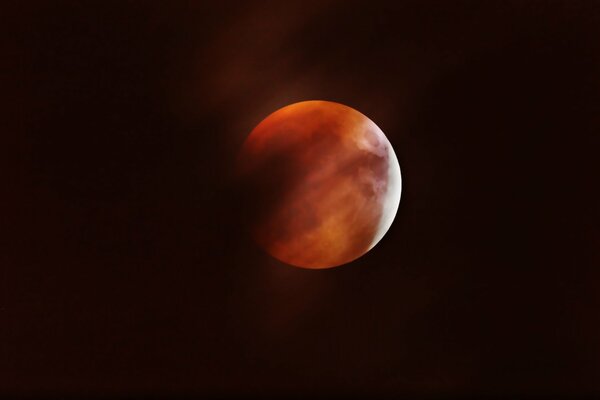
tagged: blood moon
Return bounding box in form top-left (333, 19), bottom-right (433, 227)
top-left (236, 100), bottom-right (401, 269)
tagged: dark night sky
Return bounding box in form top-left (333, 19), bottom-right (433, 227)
top-left (2, 0), bottom-right (600, 398)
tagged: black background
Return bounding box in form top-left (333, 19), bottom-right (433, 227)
top-left (2, 0), bottom-right (599, 398)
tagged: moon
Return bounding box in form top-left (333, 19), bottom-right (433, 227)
top-left (236, 100), bottom-right (401, 269)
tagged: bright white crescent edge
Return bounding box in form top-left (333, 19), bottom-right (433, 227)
top-left (366, 121), bottom-right (402, 251)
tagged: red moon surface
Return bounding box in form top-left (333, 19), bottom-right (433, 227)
top-left (237, 101), bottom-right (402, 269)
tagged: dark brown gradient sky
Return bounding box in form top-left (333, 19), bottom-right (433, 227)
top-left (2, 0), bottom-right (599, 398)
